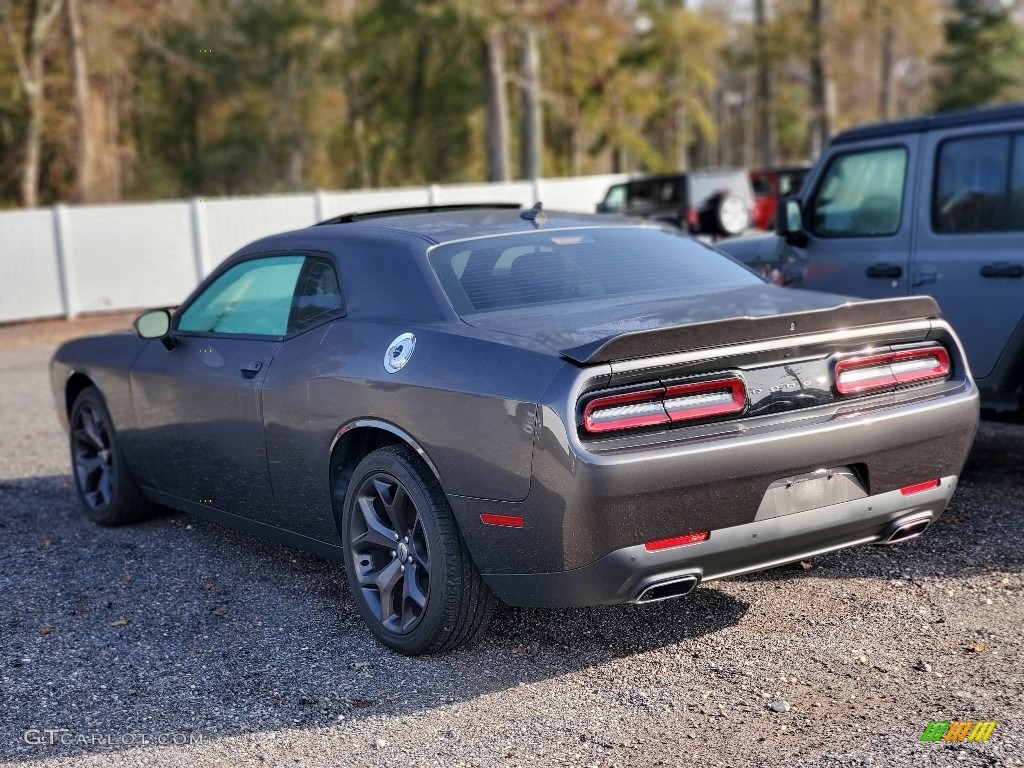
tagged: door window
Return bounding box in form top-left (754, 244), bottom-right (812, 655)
top-left (177, 255), bottom-right (305, 336)
top-left (933, 134), bottom-right (1014, 233)
top-left (602, 184), bottom-right (626, 212)
top-left (809, 147), bottom-right (907, 237)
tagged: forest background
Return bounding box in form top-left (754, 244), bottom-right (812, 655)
top-left (1, 0), bottom-right (1023, 209)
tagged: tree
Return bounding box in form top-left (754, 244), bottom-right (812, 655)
top-left (0, 0), bottom-right (66, 207)
top-left (484, 27), bottom-right (511, 182)
top-left (807, 0), bottom-right (831, 158)
top-left (933, 0), bottom-right (1024, 111)
top-left (753, 0), bottom-right (777, 166)
top-left (65, 0), bottom-right (93, 202)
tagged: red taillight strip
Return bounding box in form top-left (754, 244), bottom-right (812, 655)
top-left (900, 479), bottom-right (941, 496)
top-left (664, 378), bottom-right (746, 422)
top-left (645, 530), bottom-right (710, 551)
top-left (583, 387), bottom-right (668, 433)
top-left (835, 347), bottom-right (950, 396)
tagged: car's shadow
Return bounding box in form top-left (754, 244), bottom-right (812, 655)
top-left (0, 474), bottom-right (748, 761)
top-left (2, 420), bottom-right (1020, 761)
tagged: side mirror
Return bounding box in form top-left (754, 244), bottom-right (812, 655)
top-left (776, 196), bottom-right (808, 246)
top-left (134, 309), bottom-right (174, 350)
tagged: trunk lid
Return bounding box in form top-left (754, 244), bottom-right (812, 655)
top-left (460, 284), bottom-right (940, 364)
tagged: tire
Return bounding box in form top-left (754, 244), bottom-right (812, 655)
top-left (68, 386), bottom-right (156, 526)
top-left (340, 445), bottom-right (495, 655)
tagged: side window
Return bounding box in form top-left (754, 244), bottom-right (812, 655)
top-left (177, 255), bottom-right (305, 336)
top-left (289, 259), bottom-right (345, 333)
top-left (933, 134), bottom-right (1011, 233)
top-left (810, 146), bottom-right (907, 237)
top-left (626, 181), bottom-right (654, 210)
top-left (602, 184), bottom-right (626, 212)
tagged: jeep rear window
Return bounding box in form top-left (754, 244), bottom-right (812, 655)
top-left (429, 227), bottom-right (761, 315)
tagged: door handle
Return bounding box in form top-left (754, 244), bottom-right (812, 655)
top-left (980, 262), bottom-right (1024, 278)
top-left (240, 360), bottom-right (263, 377)
top-left (866, 264), bottom-right (902, 279)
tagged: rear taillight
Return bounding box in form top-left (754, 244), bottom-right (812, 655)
top-left (834, 346), bottom-right (950, 396)
top-left (583, 377), bottom-right (746, 435)
top-left (582, 387), bottom-right (669, 433)
top-left (664, 378), bottom-right (746, 422)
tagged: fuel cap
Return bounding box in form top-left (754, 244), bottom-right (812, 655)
top-left (384, 333), bottom-right (416, 373)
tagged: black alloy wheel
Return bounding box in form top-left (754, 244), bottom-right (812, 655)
top-left (72, 400), bottom-right (116, 513)
top-left (68, 386), bottom-right (154, 526)
top-left (340, 445), bottom-right (495, 655)
top-left (348, 471), bottom-right (431, 634)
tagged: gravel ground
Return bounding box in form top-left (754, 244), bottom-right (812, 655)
top-left (0, 316), bottom-right (1021, 768)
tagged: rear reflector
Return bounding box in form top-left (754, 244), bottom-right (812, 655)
top-left (900, 479), bottom-right (941, 496)
top-left (480, 513), bottom-right (524, 528)
top-left (583, 377), bottom-right (746, 434)
top-left (644, 530), bottom-right (710, 551)
top-left (835, 346), bottom-right (950, 396)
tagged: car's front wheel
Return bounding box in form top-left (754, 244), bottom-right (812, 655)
top-left (68, 386), bottom-right (156, 526)
top-left (340, 445), bottom-right (495, 655)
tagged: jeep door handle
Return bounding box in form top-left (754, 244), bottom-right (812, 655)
top-left (980, 262), bottom-right (1024, 278)
top-left (240, 360), bottom-right (263, 377)
top-left (866, 264), bottom-right (902, 279)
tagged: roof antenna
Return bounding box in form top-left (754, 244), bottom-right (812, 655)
top-left (520, 201), bottom-right (547, 229)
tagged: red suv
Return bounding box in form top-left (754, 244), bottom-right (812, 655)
top-left (749, 166), bottom-right (809, 230)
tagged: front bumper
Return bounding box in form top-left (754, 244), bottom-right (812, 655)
top-left (483, 477), bottom-right (955, 607)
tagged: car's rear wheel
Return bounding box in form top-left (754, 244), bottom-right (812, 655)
top-left (340, 445), bottom-right (495, 655)
top-left (69, 386), bottom-right (155, 526)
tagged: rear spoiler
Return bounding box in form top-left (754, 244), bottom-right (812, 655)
top-left (559, 296), bottom-right (941, 365)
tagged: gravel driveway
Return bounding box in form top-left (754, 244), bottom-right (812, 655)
top-left (1, 316), bottom-right (1021, 768)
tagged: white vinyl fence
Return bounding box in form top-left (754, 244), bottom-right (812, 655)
top-left (0, 174), bottom-right (625, 323)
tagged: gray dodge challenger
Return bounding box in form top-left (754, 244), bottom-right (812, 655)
top-left (51, 204), bottom-right (979, 655)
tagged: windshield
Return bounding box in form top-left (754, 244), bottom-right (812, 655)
top-left (428, 226), bottom-right (762, 315)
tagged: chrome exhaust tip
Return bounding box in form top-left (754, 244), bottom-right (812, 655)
top-left (634, 574), bottom-right (700, 603)
top-left (875, 513), bottom-right (933, 545)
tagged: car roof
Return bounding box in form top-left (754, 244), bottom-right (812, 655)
top-left (232, 205), bottom-right (648, 264)
top-left (621, 169), bottom-right (748, 183)
top-left (312, 206), bottom-right (627, 245)
top-left (832, 102), bottom-right (1024, 145)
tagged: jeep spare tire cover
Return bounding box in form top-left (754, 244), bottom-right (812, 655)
top-left (717, 194), bottom-right (751, 235)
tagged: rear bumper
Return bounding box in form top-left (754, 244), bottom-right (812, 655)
top-left (483, 478), bottom-right (955, 608)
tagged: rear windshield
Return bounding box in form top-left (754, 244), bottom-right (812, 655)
top-left (428, 227), bottom-right (761, 315)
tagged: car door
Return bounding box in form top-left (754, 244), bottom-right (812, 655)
top-left (129, 254), bottom-right (307, 519)
top-left (260, 256), bottom-right (347, 540)
top-left (784, 139), bottom-right (918, 297)
top-left (911, 129), bottom-right (1024, 381)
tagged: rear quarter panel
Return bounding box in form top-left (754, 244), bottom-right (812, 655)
top-left (262, 319), bottom-right (568, 543)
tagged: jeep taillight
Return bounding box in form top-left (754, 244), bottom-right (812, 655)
top-left (582, 377), bottom-right (746, 435)
top-left (834, 346), bottom-right (950, 396)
